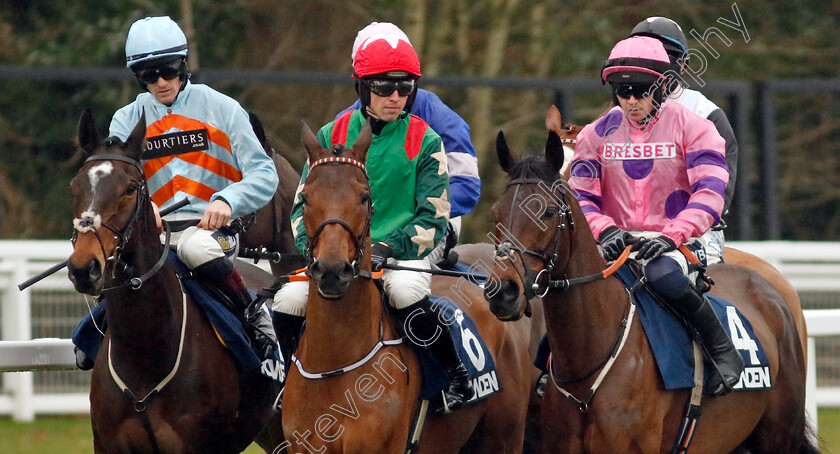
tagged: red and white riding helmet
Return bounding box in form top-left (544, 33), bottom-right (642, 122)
top-left (601, 36), bottom-right (672, 84)
top-left (353, 32), bottom-right (421, 79)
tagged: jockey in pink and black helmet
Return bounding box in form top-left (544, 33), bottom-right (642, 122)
top-left (352, 32), bottom-right (422, 119)
top-left (601, 35), bottom-right (675, 117)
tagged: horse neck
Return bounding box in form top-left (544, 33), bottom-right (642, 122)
top-left (299, 278), bottom-right (384, 372)
top-left (105, 206), bottom-right (184, 373)
top-left (542, 210), bottom-right (629, 378)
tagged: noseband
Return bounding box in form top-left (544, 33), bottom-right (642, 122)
top-left (304, 156), bottom-right (373, 277)
top-left (72, 153), bottom-right (169, 291)
top-left (496, 178), bottom-right (574, 299)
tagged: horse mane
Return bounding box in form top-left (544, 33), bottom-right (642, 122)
top-left (508, 155), bottom-right (557, 183)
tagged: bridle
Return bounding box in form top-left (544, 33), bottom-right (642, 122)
top-left (497, 176), bottom-right (630, 299)
top-left (497, 175), bottom-right (637, 413)
top-left (495, 177), bottom-right (575, 300)
top-left (304, 155), bottom-right (374, 278)
top-left (72, 153), bottom-right (170, 292)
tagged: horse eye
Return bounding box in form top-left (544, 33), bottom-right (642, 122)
top-left (125, 185), bottom-right (138, 196)
top-left (543, 208), bottom-right (557, 219)
top-left (300, 193), bottom-right (308, 205)
top-left (360, 193), bottom-right (371, 205)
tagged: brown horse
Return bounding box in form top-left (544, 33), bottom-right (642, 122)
top-left (239, 112), bottom-right (308, 277)
top-left (544, 104), bottom-right (809, 357)
top-left (483, 129), bottom-right (816, 453)
top-left (274, 122), bottom-right (531, 453)
top-left (67, 109), bottom-right (276, 453)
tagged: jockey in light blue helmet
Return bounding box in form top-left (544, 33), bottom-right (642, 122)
top-left (125, 16), bottom-right (190, 94)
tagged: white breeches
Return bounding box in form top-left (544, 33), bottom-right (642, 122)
top-left (273, 257), bottom-right (433, 316)
top-left (174, 226), bottom-right (238, 270)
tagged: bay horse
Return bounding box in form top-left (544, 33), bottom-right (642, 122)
top-left (239, 112), bottom-right (308, 277)
top-left (483, 128), bottom-right (817, 453)
top-left (67, 109), bottom-right (276, 453)
top-left (544, 104), bottom-right (809, 357)
top-left (274, 122), bottom-right (531, 453)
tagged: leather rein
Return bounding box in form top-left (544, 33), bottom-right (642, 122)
top-left (304, 155), bottom-right (376, 279)
top-left (497, 177), bottom-right (636, 413)
top-left (72, 154), bottom-right (171, 292)
top-left (73, 153), bottom-right (183, 454)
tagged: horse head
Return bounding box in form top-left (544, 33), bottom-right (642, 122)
top-left (484, 124), bottom-right (575, 321)
top-left (67, 108), bottom-right (149, 295)
top-left (299, 121), bottom-right (373, 299)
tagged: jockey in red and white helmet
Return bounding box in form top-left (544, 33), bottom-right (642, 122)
top-left (352, 31), bottom-right (422, 118)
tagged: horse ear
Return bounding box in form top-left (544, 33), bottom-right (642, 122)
top-left (545, 130), bottom-right (565, 174)
top-left (300, 121), bottom-right (322, 162)
top-left (545, 105), bottom-right (563, 135)
top-left (123, 110), bottom-right (147, 161)
top-left (496, 131), bottom-right (518, 174)
top-left (77, 108), bottom-right (99, 156)
top-left (351, 121), bottom-right (372, 162)
top-left (248, 111), bottom-right (269, 153)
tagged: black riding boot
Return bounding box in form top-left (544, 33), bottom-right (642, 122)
top-left (672, 285), bottom-right (745, 396)
top-left (272, 312), bottom-right (305, 377)
top-left (397, 297), bottom-right (474, 413)
top-left (198, 259), bottom-right (278, 362)
top-left (231, 287), bottom-right (278, 362)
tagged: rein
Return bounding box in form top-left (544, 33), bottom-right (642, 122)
top-left (72, 154), bottom-right (178, 292)
top-left (304, 156), bottom-right (374, 278)
top-left (497, 177), bottom-right (630, 298)
top-left (499, 176), bottom-right (638, 413)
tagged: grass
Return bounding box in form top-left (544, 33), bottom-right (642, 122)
top-left (0, 410), bottom-right (838, 453)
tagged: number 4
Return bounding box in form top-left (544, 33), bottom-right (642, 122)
top-left (726, 306), bottom-right (759, 365)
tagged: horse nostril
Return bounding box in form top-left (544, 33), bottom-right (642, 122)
top-left (88, 259), bottom-right (102, 282)
top-left (501, 279), bottom-right (520, 300)
top-left (339, 262), bottom-right (356, 281)
top-left (309, 261), bottom-right (325, 281)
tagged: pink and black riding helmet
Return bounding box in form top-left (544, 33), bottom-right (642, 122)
top-left (601, 36), bottom-right (675, 106)
top-left (601, 35), bottom-right (672, 85)
top-left (352, 26), bottom-right (422, 111)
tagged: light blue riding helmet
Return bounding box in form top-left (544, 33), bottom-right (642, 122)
top-left (125, 16), bottom-right (188, 68)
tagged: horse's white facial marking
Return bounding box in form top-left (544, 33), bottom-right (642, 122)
top-left (561, 145), bottom-right (575, 175)
top-left (73, 211), bottom-right (102, 233)
top-left (86, 162), bottom-right (113, 212)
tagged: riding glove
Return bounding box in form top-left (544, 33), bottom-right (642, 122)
top-left (371, 242), bottom-right (393, 272)
top-left (598, 226), bottom-right (638, 261)
top-left (634, 235), bottom-right (677, 261)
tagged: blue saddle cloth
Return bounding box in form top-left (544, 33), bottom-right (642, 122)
top-left (414, 296), bottom-right (501, 408)
top-left (613, 265), bottom-right (771, 392)
top-left (71, 251), bottom-right (283, 383)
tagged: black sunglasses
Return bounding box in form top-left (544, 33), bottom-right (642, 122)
top-left (365, 78), bottom-right (416, 97)
top-left (134, 60), bottom-right (183, 85)
top-left (613, 83), bottom-right (655, 100)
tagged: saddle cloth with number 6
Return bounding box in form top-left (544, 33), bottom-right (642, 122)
top-left (413, 296), bottom-right (502, 408)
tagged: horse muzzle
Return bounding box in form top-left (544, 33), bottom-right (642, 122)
top-left (68, 256), bottom-right (104, 296)
top-left (484, 277), bottom-right (526, 321)
top-left (308, 258), bottom-right (356, 300)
